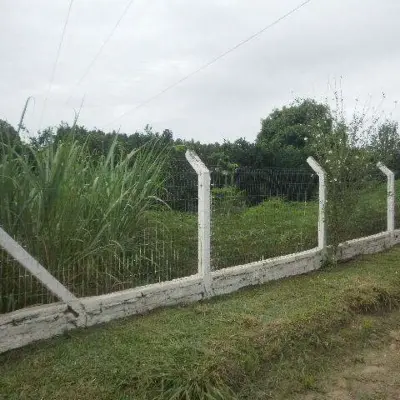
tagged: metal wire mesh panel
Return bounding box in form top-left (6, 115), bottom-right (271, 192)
top-left (326, 169), bottom-right (387, 244)
top-left (210, 167), bottom-right (319, 270)
top-left (0, 248), bottom-right (56, 313)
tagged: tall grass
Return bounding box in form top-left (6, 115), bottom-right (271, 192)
top-left (0, 135), bottom-right (175, 310)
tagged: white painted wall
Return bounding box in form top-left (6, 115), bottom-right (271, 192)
top-left (2, 230), bottom-right (399, 354)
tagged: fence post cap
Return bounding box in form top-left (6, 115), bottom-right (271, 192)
top-left (377, 162), bottom-right (394, 177)
top-left (185, 150), bottom-right (209, 174)
top-left (307, 156), bottom-right (325, 176)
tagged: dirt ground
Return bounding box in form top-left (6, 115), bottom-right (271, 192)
top-left (300, 329), bottom-right (400, 400)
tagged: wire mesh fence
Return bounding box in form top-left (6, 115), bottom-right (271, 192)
top-left (210, 166), bottom-right (319, 270)
top-left (325, 168), bottom-right (387, 244)
top-left (0, 251), bottom-right (55, 313)
top-left (0, 156), bottom-right (396, 314)
top-left (0, 160), bottom-right (199, 314)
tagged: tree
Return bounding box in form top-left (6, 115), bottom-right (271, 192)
top-left (371, 120), bottom-right (400, 170)
top-left (256, 98), bottom-right (332, 168)
top-left (162, 129), bottom-right (173, 142)
top-left (0, 120), bottom-right (21, 147)
top-left (257, 98), bottom-right (332, 148)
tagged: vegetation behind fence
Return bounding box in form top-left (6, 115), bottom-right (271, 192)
top-left (1, 94), bottom-right (400, 313)
top-left (0, 133), bottom-right (395, 313)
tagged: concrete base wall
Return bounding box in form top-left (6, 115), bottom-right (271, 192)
top-left (337, 231), bottom-right (400, 261)
top-left (1, 230), bottom-right (399, 354)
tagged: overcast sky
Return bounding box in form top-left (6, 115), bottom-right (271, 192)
top-left (1, 0), bottom-right (399, 143)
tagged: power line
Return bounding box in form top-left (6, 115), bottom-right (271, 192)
top-left (39, 0), bottom-right (75, 130)
top-left (78, 0), bottom-right (136, 84)
top-left (65, 0), bottom-right (136, 105)
top-left (101, 0), bottom-right (313, 129)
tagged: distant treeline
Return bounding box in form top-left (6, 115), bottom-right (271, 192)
top-left (1, 98), bottom-right (398, 210)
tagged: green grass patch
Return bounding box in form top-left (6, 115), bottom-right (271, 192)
top-left (1, 247), bottom-right (400, 399)
top-left (240, 308), bottom-right (400, 399)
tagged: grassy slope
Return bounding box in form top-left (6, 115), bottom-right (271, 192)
top-left (248, 309), bottom-right (400, 399)
top-left (287, 308), bottom-right (400, 400)
top-left (1, 248), bottom-right (400, 399)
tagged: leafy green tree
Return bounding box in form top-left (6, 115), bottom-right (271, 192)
top-left (370, 120), bottom-right (400, 170)
top-left (256, 98), bottom-right (332, 168)
top-left (257, 98), bottom-right (332, 148)
top-left (0, 120), bottom-right (21, 147)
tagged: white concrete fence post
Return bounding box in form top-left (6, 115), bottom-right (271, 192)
top-left (307, 157), bottom-right (327, 253)
top-left (185, 150), bottom-right (212, 296)
top-left (377, 162), bottom-right (395, 235)
top-left (0, 227), bottom-right (86, 321)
